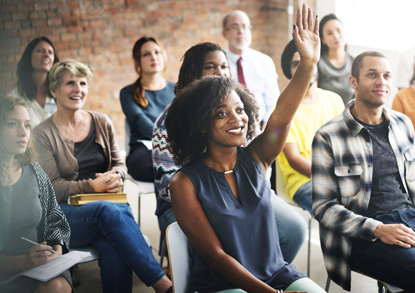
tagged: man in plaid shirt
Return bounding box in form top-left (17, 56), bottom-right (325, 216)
top-left (312, 51), bottom-right (415, 291)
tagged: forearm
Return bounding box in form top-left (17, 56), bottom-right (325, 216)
top-left (284, 144), bottom-right (311, 177)
top-left (52, 177), bottom-right (95, 203)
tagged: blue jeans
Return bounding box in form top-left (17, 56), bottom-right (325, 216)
top-left (351, 208), bottom-right (415, 291)
top-left (157, 190), bottom-right (306, 263)
top-left (60, 201), bottom-right (165, 292)
top-left (293, 180), bottom-right (312, 213)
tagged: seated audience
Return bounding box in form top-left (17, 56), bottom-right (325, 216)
top-left (8, 36), bottom-right (59, 128)
top-left (392, 64), bottom-right (415, 127)
top-left (33, 60), bottom-right (172, 293)
top-left (166, 6), bottom-right (325, 292)
top-left (152, 42), bottom-right (306, 264)
top-left (278, 39), bottom-right (344, 213)
top-left (312, 51), bottom-right (415, 291)
top-left (317, 14), bottom-right (354, 105)
top-left (0, 96), bottom-right (72, 292)
top-left (120, 36), bottom-right (175, 182)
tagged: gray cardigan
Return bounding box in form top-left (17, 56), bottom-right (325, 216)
top-left (34, 111), bottom-right (127, 203)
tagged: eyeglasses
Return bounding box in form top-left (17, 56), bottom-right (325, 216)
top-left (290, 60), bottom-right (300, 69)
top-left (226, 23), bottom-right (252, 32)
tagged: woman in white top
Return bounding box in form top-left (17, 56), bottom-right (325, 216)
top-left (8, 36), bottom-right (59, 128)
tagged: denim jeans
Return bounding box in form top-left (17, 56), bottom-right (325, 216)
top-left (157, 190), bottom-right (306, 263)
top-left (293, 180), bottom-right (312, 213)
top-left (60, 201), bottom-right (165, 292)
top-left (351, 208), bottom-right (415, 291)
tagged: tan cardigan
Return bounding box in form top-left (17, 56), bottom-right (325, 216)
top-left (34, 111), bottom-right (127, 203)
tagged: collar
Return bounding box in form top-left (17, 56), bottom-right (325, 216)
top-left (226, 47), bottom-right (249, 63)
top-left (343, 99), bottom-right (391, 137)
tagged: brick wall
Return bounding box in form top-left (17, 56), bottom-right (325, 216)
top-left (0, 0), bottom-right (315, 150)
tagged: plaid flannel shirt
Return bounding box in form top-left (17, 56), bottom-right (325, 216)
top-left (312, 100), bottom-right (415, 290)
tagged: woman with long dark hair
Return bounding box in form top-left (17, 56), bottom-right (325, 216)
top-left (120, 36), bottom-right (175, 182)
top-left (8, 37), bottom-right (59, 127)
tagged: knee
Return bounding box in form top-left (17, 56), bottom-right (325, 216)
top-left (35, 276), bottom-right (71, 293)
top-left (96, 202), bottom-right (133, 223)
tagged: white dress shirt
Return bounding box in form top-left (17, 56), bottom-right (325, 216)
top-left (226, 47), bottom-right (280, 122)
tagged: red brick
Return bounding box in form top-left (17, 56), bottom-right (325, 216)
top-left (53, 41), bottom-right (67, 50)
top-left (34, 2), bottom-right (48, 10)
top-left (48, 18), bottom-right (63, 26)
top-left (12, 11), bottom-right (29, 20)
top-left (32, 19), bottom-right (48, 27)
top-left (67, 1), bottom-right (80, 9)
top-left (36, 27), bottom-right (52, 35)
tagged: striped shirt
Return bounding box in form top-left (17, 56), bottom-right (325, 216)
top-left (311, 100), bottom-right (415, 290)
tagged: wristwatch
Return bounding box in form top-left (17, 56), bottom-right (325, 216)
top-left (47, 239), bottom-right (68, 253)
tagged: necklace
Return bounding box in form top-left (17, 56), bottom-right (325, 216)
top-left (224, 170), bottom-right (233, 175)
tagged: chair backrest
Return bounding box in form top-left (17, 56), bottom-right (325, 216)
top-left (166, 222), bottom-right (190, 293)
top-left (125, 119), bottom-right (131, 155)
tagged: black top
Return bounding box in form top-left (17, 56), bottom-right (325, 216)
top-left (74, 118), bottom-right (107, 180)
top-left (356, 117), bottom-right (412, 217)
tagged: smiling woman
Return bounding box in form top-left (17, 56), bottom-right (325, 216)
top-left (7, 37), bottom-right (59, 127)
top-left (32, 59), bottom-right (172, 292)
top-left (163, 6), bottom-right (326, 292)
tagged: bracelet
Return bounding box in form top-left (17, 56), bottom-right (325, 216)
top-left (47, 239), bottom-right (68, 254)
top-left (46, 239), bottom-right (64, 247)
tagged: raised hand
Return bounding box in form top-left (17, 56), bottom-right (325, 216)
top-left (293, 4), bottom-right (320, 65)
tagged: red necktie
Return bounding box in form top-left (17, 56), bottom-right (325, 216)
top-left (237, 57), bottom-right (247, 87)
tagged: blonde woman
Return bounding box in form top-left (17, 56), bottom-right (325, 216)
top-left (33, 60), bottom-right (172, 293)
top-left (0, 96), bottom-right (72, 292)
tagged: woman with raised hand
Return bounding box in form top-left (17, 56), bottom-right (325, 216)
top-left (153, 42), bottom-right (307, 264)
top-left (0, 96), bottom-right (72, 292)
top-left (166, 5), bottom-right (325, 293)
top-left (33, 59), bottom-right (172, 293)
top-left (8, 36), bottom-right (59, 128)
top-left (317, 14), bottom-right (354, 105)
top-left (120, 36), bottom-right (175, 182)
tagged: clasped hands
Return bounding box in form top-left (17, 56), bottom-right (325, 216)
top-left (91, 169), bottom-right (124, 193)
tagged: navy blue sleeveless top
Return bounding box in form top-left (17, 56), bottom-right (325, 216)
top-left (180, 147), bottom-right (305, 292)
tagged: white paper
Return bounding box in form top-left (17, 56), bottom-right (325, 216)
top-left (138, 140), bottom-right (152, 150)
top-left (0, 250), bottom-right (90, 283)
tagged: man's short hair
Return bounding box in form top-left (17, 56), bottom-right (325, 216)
top-left (351, 51), bottom-right (387, 80)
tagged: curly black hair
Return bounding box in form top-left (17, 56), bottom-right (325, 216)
top-left (166, 76), bottom-right (259, 165)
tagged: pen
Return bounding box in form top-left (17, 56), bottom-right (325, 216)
top-left (21, 237), bottom-right (57, 254)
